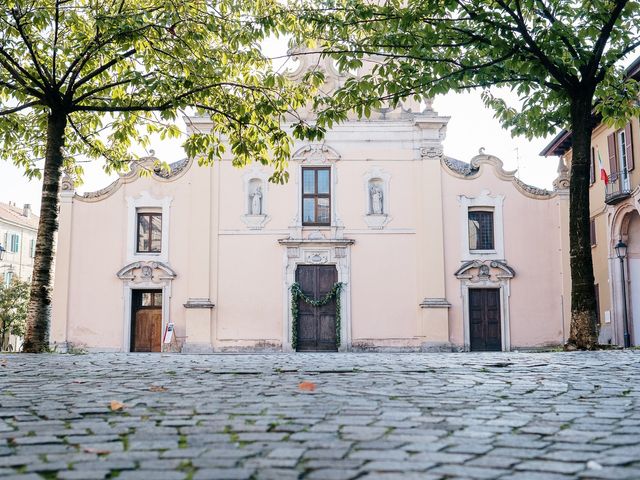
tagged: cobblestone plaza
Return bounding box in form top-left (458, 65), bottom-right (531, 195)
top-left (1, 352), bottom-right (639, 479)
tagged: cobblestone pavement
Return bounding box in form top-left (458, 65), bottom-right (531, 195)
top-left (1, 352), bottom-right (640, 480)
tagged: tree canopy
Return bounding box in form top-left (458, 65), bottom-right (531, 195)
top-left (301, 0), bottom-right (640, 132)
top-left (298, 0), bottom-right (640, 349)
top-left (0, 0), bottom-right (324, 351)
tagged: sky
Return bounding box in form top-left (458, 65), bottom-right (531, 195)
top-left (0, 89), bottom-right (560, 215)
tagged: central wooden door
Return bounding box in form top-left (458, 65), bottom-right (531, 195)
top-left (469, 288), bottom-right (502, 351)
top-left (296, 265), bottom-right (338, 352)
top-left (131, 290), bottom-right (163, 352)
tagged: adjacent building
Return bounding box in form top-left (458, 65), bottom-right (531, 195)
top-left (51, 59), bottom-right (572, 353)
top-left (541, 57), bottom-right (640, 347)
top-left (0, 201), bottom-right (38, 352)
top-left (0, 201), bottom-right (38, 285)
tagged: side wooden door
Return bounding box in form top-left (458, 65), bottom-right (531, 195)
top-left (131, 290), bottom-right (163, 352)
top-left (469, 288), bottom-right (502, 351)
top-left (296, 265), bottom-right (338, 352)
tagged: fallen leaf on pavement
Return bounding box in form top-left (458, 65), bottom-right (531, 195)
top-left (298, 381), bottom-right (316, 392)
top-left (149, 385), bottom-right (167, 392)
top-left (83, 447), bottom-right (111, 455)
top-left (109, 400), bottom-right (125, 411)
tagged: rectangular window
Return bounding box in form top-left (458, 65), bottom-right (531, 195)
top-left (10, 234), bottom-right (19, 253)
top-left (136, 212), bottom-right (162, 253)
top-left (302, 167), bottom-right (331, 226)
top-left (29, 239), bottom-right (36, 258)
top-left (468, 210), bottom-right (495, 251)
top-left (590, 219), bottom-right (597, 247)
top-left (607, 122), bottom-right (635, 177)
top-left (3, 271), bottom-right (13, 286)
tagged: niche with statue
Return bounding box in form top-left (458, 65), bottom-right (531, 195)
top-left (363, 169), bottom-right (391, 229)
top-left (241, 171), bottom-right (270, 230)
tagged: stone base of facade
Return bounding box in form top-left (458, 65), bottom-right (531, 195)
top-left (420, 342), bottom-right (458, 352)
top-left (215, 342), bottom-right (283, 353)
top-left (181, 342), bottom-right (214, 354)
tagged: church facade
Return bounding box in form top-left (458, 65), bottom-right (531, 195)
top-left (51, 60), bottom-right (572, 353)
top-left (51, 114), bottom-right (571, 353)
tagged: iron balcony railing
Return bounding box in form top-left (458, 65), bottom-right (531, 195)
top-left (605, 170), bottom-right (632, 205)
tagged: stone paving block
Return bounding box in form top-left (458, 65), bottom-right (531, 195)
top-left (359, 460), bottom-right (437, 472)
top-left (116, 471), bottom-right (187, 480)
top-left (304, 468), bottom-right (361, 480)
top-left (193, 468), bottom-right (256, 480)
top-left (501, 472), bottom-right (574, 480)
top-left (358, 473), bottom-right (443, 480)
top-left (577, 466), bottom-right (640, 479)
top-left (349, 449), bottom-right (408, 461)
top-left (428, 464), bottom-right (510, 479)
top-left (515, 459), bottom-right (587, 474)
top-left (0, 474), bottom-right (45, 480)
top-left (58, 471), bottom-right (110, 480)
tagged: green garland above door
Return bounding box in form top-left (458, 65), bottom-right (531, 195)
top-left (290, 281), bottom-right (343, 350)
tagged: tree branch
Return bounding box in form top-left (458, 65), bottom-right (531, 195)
top-left (72, 48), bottom-right (136, 91)
top-left (587, 0), bottom-right (629, 82)
top-left (0, 100), bottom-right (41, 116)
top-left (10, 6), bottom-right (54, 86)
top-left (493, 0), bottom-right (577, 89)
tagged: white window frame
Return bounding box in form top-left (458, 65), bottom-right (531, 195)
top-left (126, 192), bottom-right (172, 263)
top-left (459, 190), bottom-right (505, 260)
top-left (289, 144), bottom-right (344, 240)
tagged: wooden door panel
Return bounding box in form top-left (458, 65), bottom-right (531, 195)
top-left (133, 308), bottom-right (162, 353)
top-left (295, 265), bottom-right (338, 351)
top-left (297, 313), bottom-right (317, 351)
top-left (469, 289), bottom-right (501, 352)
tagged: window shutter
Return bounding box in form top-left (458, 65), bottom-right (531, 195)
top-left (607, 132), bottom-right (618, 175)
top-left (625, 122), bottom-right (634, 171)
top-left (590, 219), bottom-right (596, 246)
top-left (590, 147), bottom-right (595, 185)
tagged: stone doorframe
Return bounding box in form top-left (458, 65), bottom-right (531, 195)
top-left (608, 199), bottom-right (640, 346)
top-left (455, 260), bottom-right (515, 352)
top-left (278, 238), bottom-right (355, 352)
top-left (116, 261), bottom-right (177, 352)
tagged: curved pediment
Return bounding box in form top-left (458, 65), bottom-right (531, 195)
top-left (116, 261), bottom-right (177, 282)
top-left (455, 260), bottom-right (515, 280)
top-left (292, 144), bottom-right (341, 164)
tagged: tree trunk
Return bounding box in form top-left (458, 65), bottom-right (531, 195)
top-left (22, 112), bottom-right (67, 353)
top-left (567, 93), bottom-right (598, 350)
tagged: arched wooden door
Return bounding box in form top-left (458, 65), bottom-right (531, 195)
top-left (296, 265), bottom-right (338, 352)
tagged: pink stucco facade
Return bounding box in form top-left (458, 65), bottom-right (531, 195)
top-left (51, 103), bottom-right (571, 353)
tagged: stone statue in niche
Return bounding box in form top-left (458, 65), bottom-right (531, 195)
top-left (250, 185), bottom-right (262, 215)
top-left (370, 184), bottom-right (383, 214)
